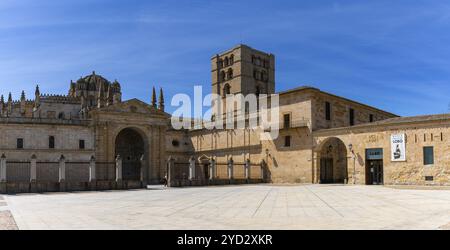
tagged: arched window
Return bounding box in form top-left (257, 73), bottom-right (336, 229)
top-left (261, 70), bottom-right (267, 82)
top-left (230, 54), bottom-right (234, 64)
top-left (227, 68), bottom-right (233, 79)
top-left (218, 59), bottom-right (223, 69)
top-left (49, 136), bottom-right (55, 149)
top-left (224, 57), bottom-right (229, 67)
top-left (223, 84), bottom-right (231, 97)
top-left (253, 70), bottom-right (260, 80)
top-left (220, 71), bottom-right (226, 82)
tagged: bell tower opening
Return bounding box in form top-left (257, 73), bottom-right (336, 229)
top-left (211, 44), bottom-right (275, 117)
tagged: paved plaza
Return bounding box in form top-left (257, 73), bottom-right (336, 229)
top-left (2, 185), bottom-right (450, 230)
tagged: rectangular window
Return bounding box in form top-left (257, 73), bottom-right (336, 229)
top-left (284, 136), bottom-right (291, 147)
top-left (325, 102), bottom-right (331, 121)
top-left (17, 138), bottom-right (24, 149)
top-left (79, 140), bottom-right (85, 149)
top-left (349, 108), bottom-right (355, 126)
top-left (369, 114), bottom-right (374, 123)
top-left (283, 114), bottom-right (291, 129)
top-left (423, 146), bottom-right (434, 165)
top-left (49, 136), bottom-right (55, 149)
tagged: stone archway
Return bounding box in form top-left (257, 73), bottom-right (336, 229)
top-left (318, 137), bottom-right (348, 184)
top-left (115, 128), bottom-right (147, 181)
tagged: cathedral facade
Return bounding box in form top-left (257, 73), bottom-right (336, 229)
top-left (1, 44), bottom-right (449, 193)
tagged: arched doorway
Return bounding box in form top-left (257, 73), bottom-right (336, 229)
top-left (318, 138), bottom-right (348, 184)
top-left (115, 128), bottom-right (146, 181)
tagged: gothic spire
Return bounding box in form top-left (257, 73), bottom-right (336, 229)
top-left (35, 85), bottom-right (40, 96)
top-left (158, 88), bottom-right (165, 111)
top-left (0, 95), bottom-right (4, 115)
top-left (8, 92), bottom-right (12, 102)
top-left (151, 86), bottom-right (157, 108)
top-left (21, 90), bottom-right (26, 101)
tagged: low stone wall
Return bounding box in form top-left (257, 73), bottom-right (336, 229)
top-left (167, 156), bottom-right (267, 187)
top-left (0, 180), bottom-right (145, 194)
top-left (169, 179), bottom-right (264, 187)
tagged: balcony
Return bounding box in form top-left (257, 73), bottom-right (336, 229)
top-left (280, 119), bottom-right (309, 130)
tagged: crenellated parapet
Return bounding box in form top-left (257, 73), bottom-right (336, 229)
top-left (40, 94), bottom-right (81, 104)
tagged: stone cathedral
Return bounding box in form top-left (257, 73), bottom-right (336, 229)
top-left (1, 44), bottom-right (449, 193)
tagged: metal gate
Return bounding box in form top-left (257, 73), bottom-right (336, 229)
top-left (320, 158), bottom-right (334, 184)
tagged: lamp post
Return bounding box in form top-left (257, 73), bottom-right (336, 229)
top-left (348, 144), bottom-right (356, 184)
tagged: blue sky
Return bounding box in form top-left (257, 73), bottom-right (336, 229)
top-left (1, 0), bottom-right (450, 116)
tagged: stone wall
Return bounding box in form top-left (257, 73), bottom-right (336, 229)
top-left (311, 91), bottom-right (396, 130)
top-left (0, 122), bottom-right (94, 162)
top-left (314, 120), bottom-right (450, 186)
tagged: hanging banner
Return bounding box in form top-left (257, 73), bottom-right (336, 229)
top-left (391, 134), bottom-right (406, 162)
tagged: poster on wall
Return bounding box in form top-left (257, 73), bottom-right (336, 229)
top-left (391, 134), bottom-right (406, 162)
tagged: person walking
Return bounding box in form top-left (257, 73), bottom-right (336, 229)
top-left (163, 173), bottom-right (168, 187)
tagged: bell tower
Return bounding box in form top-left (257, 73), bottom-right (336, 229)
top-left (211, 44), bottom-right (275, 98)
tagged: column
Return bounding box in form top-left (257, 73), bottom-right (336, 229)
top-left (209, 158), bottom-right (216, 181)
top-left (58, 155), bottom-right (66, 182)
top-left (245, 159), bottom-right (251, 180)
top-left (189, 156), bottom-right (196, 181)
top-left (167, 156), bottom-right (175, 187)
top-left (115, 154), bottom-right (122, 181)
top-left (227, 157), bottom-right (234, 180)
top-left (0, 154), bottom-right (6, 182)
top-left (260, 160), bottom-right (265, 181)
top-left (30, 154), bottom-right (37, 182)
top-left (139, 154), bottom-right (145, 183)
top-left (89, 156), bottom-right (96, 182)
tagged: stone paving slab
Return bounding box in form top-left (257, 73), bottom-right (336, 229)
top-left (3, 185), bottom-right (450, 230)
top-left (0, 194), bottom-right (18, 230)
top-left (0, 211), bottom-right (18, 230)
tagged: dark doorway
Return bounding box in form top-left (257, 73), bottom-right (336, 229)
top-left (365, 148), bottom-right (384, 185)
top-left (318, 137), bottom-right (348, 184)
top-left (366, 160), bottom-right (383, 185)
top-left (115, 128), bottom-right (145, 181)
top-left (320, 158), bottom-right (334, 183)
top-left (204, 164), bottom-right (209, 180)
